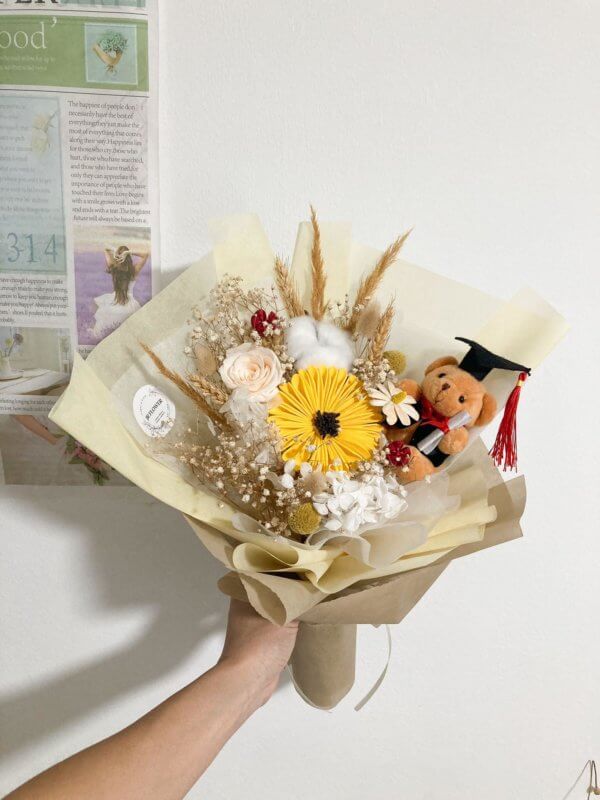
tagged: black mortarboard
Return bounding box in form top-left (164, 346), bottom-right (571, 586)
top-left (454, 337), bottom-right (531, 471)
top-left (455, 337), bottom-right (531, 382)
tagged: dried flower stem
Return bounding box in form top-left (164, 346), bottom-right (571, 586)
top-left (310, 205), bottom-right (327, 320)
top-left (274, 256), bottom-right (304, 318)
top-left (368, 300), bottom-right (395, 363)
top-left (140, 343), bottom-right (230, 429)
top-left (346, 229), bottom-right (411, 333)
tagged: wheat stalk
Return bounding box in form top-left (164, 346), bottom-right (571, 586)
top-left (309, 205), bottom-right (327, 320)
top-left (188, 373), bottom-right (228, 404)
top-left (368, 300), bottom-right (395, 363)
top-left (274, 255), bottom-right (304, 317)
top-left (346, 228), bottom-right (411, 332)
top-left (140, 343), bottom-right (229, 429)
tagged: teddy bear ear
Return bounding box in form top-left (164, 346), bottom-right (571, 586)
top-left (475, 392), bottom-right (497, 426)
top-left (424, 356), bottom-right (459, 375)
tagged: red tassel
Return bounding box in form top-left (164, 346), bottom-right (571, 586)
top-left (489, 372), bottom-right (528, 471)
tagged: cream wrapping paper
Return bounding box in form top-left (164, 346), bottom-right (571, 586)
top-left (48, 215), bottom-right (564, 707)
top-left (187, 459), bottom-right (495, 595)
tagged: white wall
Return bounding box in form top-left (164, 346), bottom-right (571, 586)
top-left (2, 1), bottom-right (599, 797)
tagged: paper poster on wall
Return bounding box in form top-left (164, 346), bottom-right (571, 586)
top-left (0, 0), bottom-right (159, 485)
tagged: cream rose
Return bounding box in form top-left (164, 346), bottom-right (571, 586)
top-left (219, 343), bottom-right (283, 403)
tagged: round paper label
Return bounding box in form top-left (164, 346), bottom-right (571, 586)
top-left (133, 385), bottom-right (175, 438)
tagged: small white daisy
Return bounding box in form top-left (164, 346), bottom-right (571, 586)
top-left (368, 382), bottom-right (420, 426)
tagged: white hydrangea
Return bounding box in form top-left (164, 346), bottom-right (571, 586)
top-left (312, 472), bottom-right (407, 534)
top-left (221, 387), bottom-right (268, 429)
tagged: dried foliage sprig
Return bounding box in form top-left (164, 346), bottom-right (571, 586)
top-left (140, 342), bottom-right (230, 430)
top-left (192, 342), bottom-right (217, 376)
top-left (368, 299), bottom-right (395, 364)
top-left (346, 229), bottom-right (411, 333)
top-left (274, 256), bottom-right (304, 318)
top-left (310, 205), bottom-right (327, 320)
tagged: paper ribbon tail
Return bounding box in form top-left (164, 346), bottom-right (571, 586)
top-left (289, 622), bottom-right (357, 710)
top-left (354, 625), bottom-right (392, 711)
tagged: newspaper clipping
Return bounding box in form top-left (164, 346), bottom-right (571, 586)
top-left (0, 0), bottom-right (159, 485)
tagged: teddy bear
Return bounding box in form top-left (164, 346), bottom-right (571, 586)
top-left (386, 354), bottom-right (498, 484)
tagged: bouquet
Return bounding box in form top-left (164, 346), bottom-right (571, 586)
top-left (50, 211), bottom-right (566, 709)
top-left (92, 31), bottom-right (128, 73)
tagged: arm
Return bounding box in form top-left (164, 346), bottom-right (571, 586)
top-left (12, 415), bottom-right (60, 446)
top-left (398, 378), bottom-right (421, 401)
top-left (6, 601), bottom-right (298, 800)
top-left (131, 251), bottom-right (149, 278)
top-left (103, 249), bottom-right (113, 270)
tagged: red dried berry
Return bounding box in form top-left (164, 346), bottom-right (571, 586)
top-left (251, 309), bottom-right (278, 336)
top-left (387, 440), bottom-right (412, 468)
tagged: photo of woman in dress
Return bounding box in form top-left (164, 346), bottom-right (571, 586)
top-left (74, 225), bottom-right (152, 347)
top-left (88, 245), bottom-right (149, 340)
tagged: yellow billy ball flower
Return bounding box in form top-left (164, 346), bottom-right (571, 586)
top-left (288, 503), bottom-right (321, 536)
top-left (383, 350), bottom-right (407, 376)
top-left (269, 366), bottom-right (383, 471)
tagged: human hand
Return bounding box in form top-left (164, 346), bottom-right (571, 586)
top-left (218, 600), bottom-right (299, 707)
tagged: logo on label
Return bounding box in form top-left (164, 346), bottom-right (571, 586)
top-left (133, 385), bottom-right (175, 438)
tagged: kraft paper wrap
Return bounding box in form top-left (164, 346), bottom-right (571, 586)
top-left (48, 215), bottom-right (564, 707)
top-left (210, 440), bottom-right (526, 708)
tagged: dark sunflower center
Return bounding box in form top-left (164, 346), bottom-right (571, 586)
top-left (313, 410), bottom-right (341, 438)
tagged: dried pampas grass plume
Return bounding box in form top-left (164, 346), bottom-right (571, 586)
top-left (347, 228), bottom-right (411, 333)
top-left (274, 256), bottom-right (304, 318)
top-left (355, 300), bottom-right (382, 339)
top-left (368, 300), bottom-right (395, 363)
top-left (140, 342), bottom-right (229, 430)
top-left (310, 205), bottom-right (327, 320)
top-left (300, 468), bottom-right (328, 497)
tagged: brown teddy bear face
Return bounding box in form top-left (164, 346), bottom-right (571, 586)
top-left (421, 357), bottom-right (497, 427)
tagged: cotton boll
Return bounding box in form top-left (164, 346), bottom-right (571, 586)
top-left (316, 321), bottom-right (354, 357)
top-left (286, 316), bottom-right (319, 361)
top-left (286, 316), bottom-right (354, 371)
top-left (295, 346), bottom-right (352, 370)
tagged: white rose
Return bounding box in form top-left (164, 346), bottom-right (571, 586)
top-left (219, 343), bottom-right (283, 403)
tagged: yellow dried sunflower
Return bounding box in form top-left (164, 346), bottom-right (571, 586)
top-left (269, 366), bottom-right (382, 471)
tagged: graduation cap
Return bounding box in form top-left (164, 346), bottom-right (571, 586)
top-left (455, 336), bottom-right (531, 472)
top-left (455, 337), bottom-right (531, 382)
